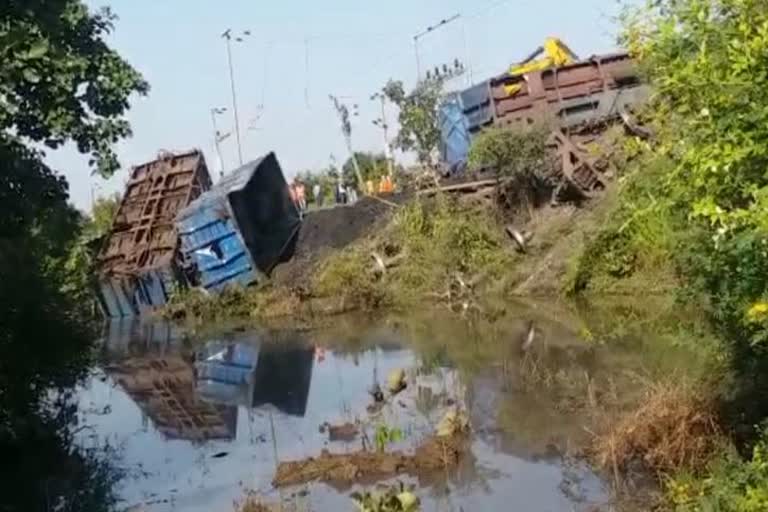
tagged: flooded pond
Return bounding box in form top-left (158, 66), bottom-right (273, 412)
top-left (75, 301), bottom-right (703, 511)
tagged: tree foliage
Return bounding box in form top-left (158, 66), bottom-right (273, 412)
top-left (468, 126), bottom-right (554, 180)
top-left (383, 78), bottom-right (443, 167)
top-left (571, 2), bottom-right (768, 505)
top-left (1, 1), bottom-right (148, 177)
top-left (86, 193), bottom-right (121, 239)
top-left (621, 0), bottom-right (768, 357)
top-left (342, 151), bottom-right (389, 185)
top-left (0, 2), bottom-right (144, 509)
top-left (623, 0), bottom-right (768, 233)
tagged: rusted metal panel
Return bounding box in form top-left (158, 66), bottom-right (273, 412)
top-left (479, 52), bottom-right (650, 201)
top-left (490, 52), bottom-right (643, 129)
top-left (97, 149), bottom-right (213, 317)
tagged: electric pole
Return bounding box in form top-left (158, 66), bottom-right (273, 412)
top-left (371, 92), bottom-right (394, 177)
top-left (210, 107), bottom-right (229, 178)
top-left (222, 29), bottom-right (244, 167)
top-left (413, 14), bottom-right (461, 83)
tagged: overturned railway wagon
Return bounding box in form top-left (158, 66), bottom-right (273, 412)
top-left (96, 150), bottom-right (212, 318)
top-left (488, 52), bottom-right (648, 131)
top-left (441, 51), bottom-right (650, 197)
top-left (175, 152), bottom-right (301, 294)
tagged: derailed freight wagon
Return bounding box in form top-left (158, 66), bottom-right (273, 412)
top-left (440, 51), bottom-right (651, 194)
top-left (176, 152), bottom-right (301, 293)
top-left (96, 150), bottom-right (213, 318)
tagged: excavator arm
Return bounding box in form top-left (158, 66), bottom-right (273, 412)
top-left (504, 37), bottom-right (578, 95)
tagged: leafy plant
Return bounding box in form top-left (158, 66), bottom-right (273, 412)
top-left (0, 2), bottom-right (146, 510)
top-left (374, 424), bottom-right (404, 453)
top-left (351, 481), bottom-right (419, 512)
top-left (468, 125), bottom-right (555, 180)
top-left (382, 78), bottom-right (444, 168)
top-left (666, 429), bottom-right (768, 511)
top-left (1, 2), bottom-right (149, 177)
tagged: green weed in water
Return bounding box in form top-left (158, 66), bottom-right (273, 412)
top-left (374, 424), bottom-right (404, 453)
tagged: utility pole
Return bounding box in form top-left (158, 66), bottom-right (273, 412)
top-left (414, 36), bottom-right (421, 83)
top-left (222, 29), bottom-right (244, 167)
top-left (413, 13), bottom-right (461, 83)
top-left (210, 107), bottom-right (229, 178)
top-left (371, 92), bottom-right (394, 177)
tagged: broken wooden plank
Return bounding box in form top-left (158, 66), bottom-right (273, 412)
top-left (416, 179), bottom-right (499, 197)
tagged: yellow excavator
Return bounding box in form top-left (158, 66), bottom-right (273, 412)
top-left (504, 37), bottom-right (578, 95)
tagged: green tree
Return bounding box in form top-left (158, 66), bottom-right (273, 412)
top-left (86, 193), bottom-right (121, 238)
top-left (621, 0), bottom-right (768, 371)
top-left (62, 193), bottom-right (121, 307)
top-left (468, 126), bottom-right (554, 180)
top-left (468, 126), bottom-right (556, 210)
top-left (383, 78), bottom-right (444, 168)
top-left (342, 151), bottom-right (389, 186)
top-left (0, 2), bottom-right (146, 510)
top-left (1, 1), bottom-right (149, 177)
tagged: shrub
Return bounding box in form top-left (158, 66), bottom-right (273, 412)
top-left (666, 430), bottom-right (768, 511)
top-left (593, 381), bottom-right (722, 475)
top-left (468, 126), bottom-right (556, 210)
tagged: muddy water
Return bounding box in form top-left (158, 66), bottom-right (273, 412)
top-left (75, 302), bottom-right (701, 511)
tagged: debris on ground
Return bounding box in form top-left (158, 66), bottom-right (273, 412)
top-left (505, 226), bottom-right (533, 253)
top-left (369, 382), bottom-right (385, 403)
top-left (236, 495), bottom-right (287, 512)
top-left (272, 433), bottom-right (467, 488)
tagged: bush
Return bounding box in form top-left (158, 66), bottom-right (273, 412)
top-left (666, 430), bottom-right (768, 511)
top-left (568, 151), bottom-right (682, 294)
top-left (593, 381), bottom-right (722, 476)
top-left (468, 126), bottom-right (556, 210)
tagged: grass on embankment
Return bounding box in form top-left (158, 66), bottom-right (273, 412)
top-left (161, 196), bottom-right (521, 325)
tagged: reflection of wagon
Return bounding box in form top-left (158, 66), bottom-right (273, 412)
top-left (194, 340), bottom-right (314, 417)
top-left (195, 342), bottom-right (259, 406)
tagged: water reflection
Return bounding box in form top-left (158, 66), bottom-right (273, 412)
top-left (83, 310), bottom-right (652, 511)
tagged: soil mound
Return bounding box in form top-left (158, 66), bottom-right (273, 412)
top-left (272, 197), bottom-right (393, 286)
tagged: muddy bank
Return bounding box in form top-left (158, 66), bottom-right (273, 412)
top-left (273, 433), bottom-right (467, 488)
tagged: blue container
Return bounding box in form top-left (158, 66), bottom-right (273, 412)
top-left (460, 80), bottom-right (493, 131)
top-left (439, 93), bottom-right (471, 168)
top-left (176, 152), bottom-right (301, 294)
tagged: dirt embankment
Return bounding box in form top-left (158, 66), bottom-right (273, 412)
top-left (271, 197), bottom-right (395, 286)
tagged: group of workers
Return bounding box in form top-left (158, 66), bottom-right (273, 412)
top-left (289, 174), bottom-right (395, 213)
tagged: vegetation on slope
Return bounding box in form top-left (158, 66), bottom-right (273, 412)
top-left (568, 0), bottom-right (768, 508)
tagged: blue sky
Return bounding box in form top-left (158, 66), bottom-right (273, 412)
top-left (51, 0), bottom-right (628, 210)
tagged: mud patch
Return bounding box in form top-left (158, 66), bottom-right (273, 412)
top-left (272, 434), bottom-right (467, 488)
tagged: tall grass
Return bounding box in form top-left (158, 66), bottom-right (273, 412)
top-left (312, 197), bottom-right (515, 309)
